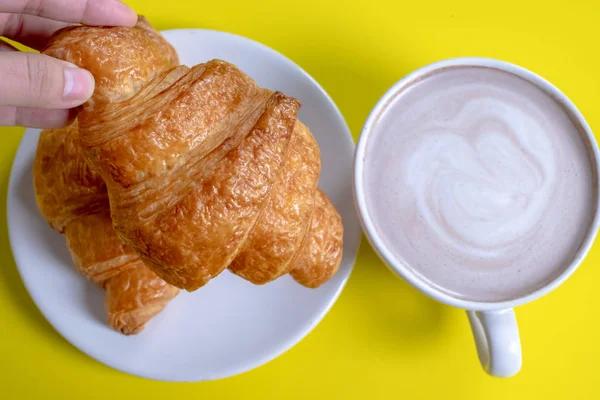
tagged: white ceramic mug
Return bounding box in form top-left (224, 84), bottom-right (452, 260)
top-left (353, 58), bottom-right (600, 378)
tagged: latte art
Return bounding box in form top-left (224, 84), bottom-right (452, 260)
top-left (405, 97), bottom-right (556, 258)
top-left (364, 67), bottom-right (596, 301)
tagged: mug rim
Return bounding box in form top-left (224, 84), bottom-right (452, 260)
top-left (353, 57), bottom-right (600, 311)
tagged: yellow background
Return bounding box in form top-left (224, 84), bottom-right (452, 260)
top-left (1, 0), bottom-right (599, 398)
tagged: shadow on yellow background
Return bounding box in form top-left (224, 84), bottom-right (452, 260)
top-left (346, 241), bottom-right (449, 346)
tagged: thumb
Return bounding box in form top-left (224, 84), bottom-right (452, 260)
top-left (0, 52), bottom-right (94, 108)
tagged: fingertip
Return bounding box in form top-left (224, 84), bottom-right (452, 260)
top-left (63, 68), bottom-right (95, 104)
top-left (107, 0), bottom-right (139, 27)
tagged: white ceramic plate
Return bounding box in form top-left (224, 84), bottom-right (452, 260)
top-left (7, 29), bottom-right (360, 382)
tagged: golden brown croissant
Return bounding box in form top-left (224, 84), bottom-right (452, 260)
top-left (33, 18), bottom-right (181, 334)
top-left (43, 23), bottom-right (343, 292)
top-left (34, 121), bottom-right (180, 335)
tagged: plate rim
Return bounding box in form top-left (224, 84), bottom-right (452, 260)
top-left (6, 27), bottom-right (360, 382)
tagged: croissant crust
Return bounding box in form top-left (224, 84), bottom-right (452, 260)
top-left (43, 22), bottom-right (344, 291)
top-left (34, 18), bottom-right (180, 334)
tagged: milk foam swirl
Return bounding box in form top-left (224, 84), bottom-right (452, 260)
top-left (405, 97), bottom-right (556, 257)
top-left (364, 67), bottom-right (596, 301)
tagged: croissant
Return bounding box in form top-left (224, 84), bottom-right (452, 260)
top-left (33, 18), bottom-right (180, 335)
top-left (43, 21), bottom-right (344, 292)
top-left (33, 121), bottom-right (179, 335)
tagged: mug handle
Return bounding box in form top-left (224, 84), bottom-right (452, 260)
top-left (466, 309), bottom-right (522, 377)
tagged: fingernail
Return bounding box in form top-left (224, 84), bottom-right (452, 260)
top-left (63, 68), bottom-right (94, 102)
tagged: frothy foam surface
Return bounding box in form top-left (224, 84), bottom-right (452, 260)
top-left (363, 66), bottom-right (597, 302)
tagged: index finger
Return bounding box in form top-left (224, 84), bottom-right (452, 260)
top-left (0, 0), bottom-right (137, 26)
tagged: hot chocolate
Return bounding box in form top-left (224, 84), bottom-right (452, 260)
top-left (363, 66), bottom-right (597, 301)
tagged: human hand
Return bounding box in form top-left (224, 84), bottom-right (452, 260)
top-left (0, 0), bottom-right (137, 128)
